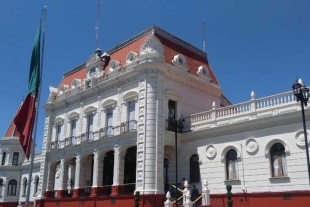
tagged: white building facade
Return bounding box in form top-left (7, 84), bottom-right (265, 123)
top-left (0, 26), bottom-right (309, 207)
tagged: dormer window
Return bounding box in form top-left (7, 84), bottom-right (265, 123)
top-left (71, 79), bottom-right (81, 89)
top-left (59, 85), bottom-right (68, 95)
top-left (172, 54), bottom-right (186, 66)
top-left (126, 51), bottom-right (138, 65)
top-left (197, 66), bottom-right (211, 81)
top-left (109, 60), bottom-right (120, 73)
top-left (89, 67), bottom-right (97, 78)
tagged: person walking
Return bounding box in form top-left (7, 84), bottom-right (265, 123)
top-left (191, 185), bottom-right (199, 207)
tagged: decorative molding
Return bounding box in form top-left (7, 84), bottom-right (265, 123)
top-left (265, 138), bottom-right (290, 156)
top-left (206, 145), bottom-right (217, 159)
top-left (54, 117), bottom-right (65, 125)
top-left (220, 145), bottom-right (241, 162)
top-left (67, 112), bottom-right (79, 120)
top-left (295, 131), bottom-right (310, 147)
top-left (102, 99), bottom-right (117, 110)
top-left (165, 90), bottom-right (181, 101)
top-left (122, 91), bottom-right (139, 104)
top-left (83, 106), bottom-right (97, 115)
top-left (140, 35), bottom-right (164, 56)
top-left (245, 138), bottom-right (259, 153)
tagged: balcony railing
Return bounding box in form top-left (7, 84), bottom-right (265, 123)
top-left (187, 90), bottom-right (302, 131)
top-left (121, 120), bottom-right (138, 133)
top-left (50, 120), bottom-right (138, 151)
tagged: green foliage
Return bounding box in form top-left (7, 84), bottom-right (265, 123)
top-left (134, 191), bottom-right (140, 207)
top-left (226, 185), bottom-right (232, 192)
top-left (226, 185), bottom-right (233, 207)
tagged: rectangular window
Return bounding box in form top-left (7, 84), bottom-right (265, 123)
top-left (128, 101), bottom-right (135, 131)
top-left (107, 108), bottom-right (113, 136)
top-left (168, 100), bottom-right (176, 119)
top-left (71, 119), bottom-right (77, 137)
top-left (70, 119), bottom-right (77, 145)
top-left (12, 152), bottom-right (19, 166)
top-left (87, 114), bottom-right (94, 140)
top-left (56, 124), bottom-right (61, 141)
top-left (168, 100), bottom-right (176, 130)
top-left (1, 152), bottom-right (6, 166)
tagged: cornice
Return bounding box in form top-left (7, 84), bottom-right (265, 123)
top-left (182, 107), bottom-right (309, 143)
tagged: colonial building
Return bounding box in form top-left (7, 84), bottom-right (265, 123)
top-left (0, 26), bottom-right (309, 207)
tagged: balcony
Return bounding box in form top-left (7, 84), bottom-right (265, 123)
top-left (50, 120), bottom-right (138, 151)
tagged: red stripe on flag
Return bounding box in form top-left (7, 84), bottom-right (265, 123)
top-left (13, 93), bottom-right (36, 159)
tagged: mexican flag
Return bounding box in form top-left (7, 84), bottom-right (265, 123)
top-left (14, 24), bottom-right (41, 159)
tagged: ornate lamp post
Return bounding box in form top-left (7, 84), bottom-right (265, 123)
top-left (168, 114), bottom-right (185, 207)
top-left (292, 79), bottom-right (310, 185)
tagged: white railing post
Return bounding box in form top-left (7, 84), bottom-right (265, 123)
top-left (183, 180), bottom-right (189, 204)
top-left (211, 101), bottom-right (217, 121)
top-left (250, 91), bottom-right (256, 112)
top-left (184, 190), bottom-right (193, 207)
top-left (164, 191), bottom-right (172, 207)
top-left (201, 179), bottom-right (210, 207)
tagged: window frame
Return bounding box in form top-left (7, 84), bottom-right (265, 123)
top-left (12, 152), bottom-right (19, 166)
top-left (1, 152), bottom-right (6, 166)
top-left (189, 154), bottom-right (200, 183)
top-left (226, 149), bottom-right (239, 180)
top-left (270, 143), bottom-right (287, 177)
top-left (22, 178), bottom-right (27, 196)
top-left (7, 179), bottom-right (17, 196)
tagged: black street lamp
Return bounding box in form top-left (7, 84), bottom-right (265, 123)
top-left (292, 79), bottom-right (310, 185)
top-left (168, 114), bottom-right (185, 207)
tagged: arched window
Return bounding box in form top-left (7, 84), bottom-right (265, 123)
top-left (0, 178), bottom-right (3, 196)
top-left (226, 149), bottom-right (239, 180)
top-left (7, 179), bottom-right (17, 196)
top-left (190, 155), bottom-right (200, 183)
top-left (271, 143), bottom-right (287, 177)
top-left (34, 176), bottom-right (39, 194)
top-left (22, 178), bottom-right (27, 195)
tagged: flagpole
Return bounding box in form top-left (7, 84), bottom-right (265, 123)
top-left (25, 6), bottom-right (47, 207)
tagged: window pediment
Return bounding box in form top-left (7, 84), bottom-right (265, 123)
top-left (102, 99), bottom-right (117, 110)
top-left (54, 117), bottom-right (64, 125)
top-left (165, 90), bottom-right (181, 101)
top-left (221, 145), bottom-right (241, 162)
top-left (67, 112), bottom-right (79, 120)
top-left (83, 106), bottom-right (97, 115)
top-left (122, 91), bottom-right (138, 103)
top-left (265, 139), bottom-right (290, 156)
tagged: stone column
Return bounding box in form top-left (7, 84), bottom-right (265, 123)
top-left (58, 159), bottom-right (69, 198)
top-left (91, 151), bottom-right (100, 197)
top-left (111, 145), bottom-right (121, 196)
top-left (72, 155), bottom-right (81, 198)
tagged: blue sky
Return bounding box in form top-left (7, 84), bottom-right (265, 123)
top-left (1, 0), bottom-right (310, 152)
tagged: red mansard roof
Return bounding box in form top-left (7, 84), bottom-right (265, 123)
top-left (57, 25), bottom-right (219, 93)
top-left (3, 106), bottom-right (21, 138)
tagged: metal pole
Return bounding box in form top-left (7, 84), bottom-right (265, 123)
top-left (175, 121), bottom-right (178, 207)
top-left (300, 102), bottom-right (310, 185)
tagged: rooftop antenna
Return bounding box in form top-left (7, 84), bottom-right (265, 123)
top-left (95, 0), bottom-right (101, 50)
top-left (202, 15), bottom-right (206, 52)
